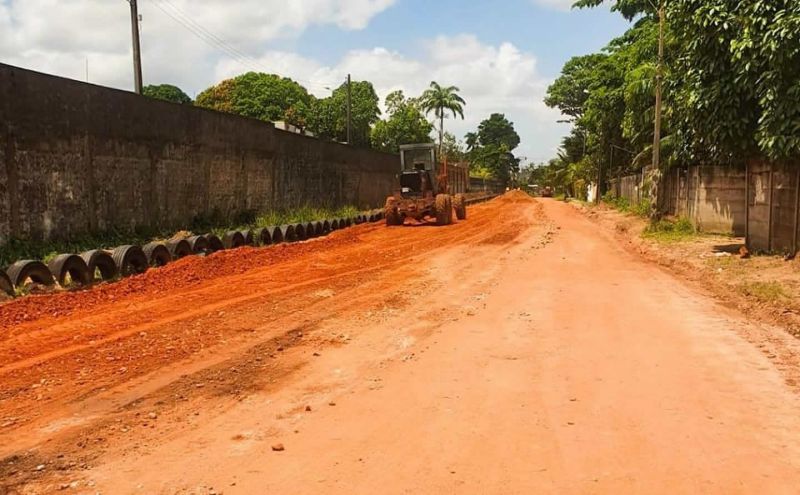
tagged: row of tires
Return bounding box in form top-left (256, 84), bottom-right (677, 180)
top-left (0, 211), bottom-right (387, 297)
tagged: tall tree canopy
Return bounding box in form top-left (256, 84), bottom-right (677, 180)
top-left (195, 72), bottom-right (312, 125)
top-left (143, 84), bottom-right (192, 104)
top-left (419, 82), bottom-right (466, 156)
top-left (467, 114), bottom-right (521, 184)
top-left (308, 80), bottom-right (381, 147)
top-left (370, 91), bottom-right (433, 153)
top-left (566, 0), bottom-right (800, 168)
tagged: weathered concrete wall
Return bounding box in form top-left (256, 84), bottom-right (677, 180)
top-left (615, 165), bottom-right (746, 235)
top-left (610, 174), bottom-right (643, 205)
top-left (0, 63), bottom-right (399, 245)
top-left (747, 162), bottom-right (800, 253)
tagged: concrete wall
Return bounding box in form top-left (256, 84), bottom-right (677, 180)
top-left (614, 165), bottom-right (746, 236)
top-left (0, 63), bottom-right (399, 245)
top-left (747, 162), bottom-right (800, 253)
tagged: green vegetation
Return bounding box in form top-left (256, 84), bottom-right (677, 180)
top-left (602, 192), bottom-right (650, 217)
top-left (142, 84), bottom-right (193, 105)
top-left (419, 82), bottom-right (466, 156)
top-left (641, 216), bottom-right (696, 242)
top-left (737, 281), bottom-right (790, 304)
top-left (541, 0), bottom-right (800, 205)
top-left (370, 91), bottom-right (434, 153)
top-left (466, 113), bottom-right (521, 185)
top-left (0, 205), bottom-right (362, 268)
top-left (309, 80), bottom-right (381, 146)
top-left (195, 72), bottom-right (314, 127)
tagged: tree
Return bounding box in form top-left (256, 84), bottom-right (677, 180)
top-left (467, 114), bottom-right (522, 184)
top-left (544, 54), bottom-right (607, 121)
top-left (370, 91), bottom-right (433, 153)
top-left (419, 82), bottom-right (466, 157)
top-left (477, 113), bottom-right (521, 151)
top-left (441, 132), bottom-right (466, 163)
top-left (142, 84), bottom-right (192, 104)
top-left (308, 80), bottom-right (381, 147)
top-left (195, 72), bottom-right (313, 124)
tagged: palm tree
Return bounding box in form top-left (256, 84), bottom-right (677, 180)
top-left (419, 82), bottom-right (466, 158)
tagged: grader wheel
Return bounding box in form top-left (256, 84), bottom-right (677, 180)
top-left (453, 193), bottom-right (467, 220)
top-left (385, 197), bottom-right (402, 226)
top-left (435, 194), bottom-right (453, 226)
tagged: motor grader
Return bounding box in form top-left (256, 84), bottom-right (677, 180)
top-left (384, 143), bottom-right (466, 226)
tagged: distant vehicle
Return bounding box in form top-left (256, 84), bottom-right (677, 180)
top-left (384, 143), bottom-right (467, 226)
top-left (542, 186), bottom-right (554, 198)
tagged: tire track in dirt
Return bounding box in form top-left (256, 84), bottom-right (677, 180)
top-left (0, 195), bottom-right (546, 443)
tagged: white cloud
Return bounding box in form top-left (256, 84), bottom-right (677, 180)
top-left (0, 1), bottom-right (564, 162)
top-left (532, 0), bottom-right (576, 12)
top-left (224, 35), bottom-right (566, 162)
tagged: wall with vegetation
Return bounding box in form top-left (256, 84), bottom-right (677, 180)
top-left (0, 64), bottom-right (398, 245)
top-left (616, 165), bottom-right (746, 236)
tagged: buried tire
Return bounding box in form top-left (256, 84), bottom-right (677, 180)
top-left (142, 242), bottom-right (173, 267)
top-left (0, 270), bottom-right (13, 296)
top-left (80, 250), bottom-right (119, 281)
top-left (205, 234), bottom-right (224, 253)
top-left (166, 239), bottom-right (192, 259)
top-left (112, 245), bottom-right (149, 277)
top-left (47, 254), bottom-right (92, 287)
top-left (187, 236), bottom-right (209, 254)
top-left (223, 231), bottom-right (246, 249)
top-left (6, 260), bottom-right (55, 288)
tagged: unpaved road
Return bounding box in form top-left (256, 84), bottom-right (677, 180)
top-left (2, 192), bottom-right (800, 494)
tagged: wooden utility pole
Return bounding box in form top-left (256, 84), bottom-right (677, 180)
top-left (129, 0), bottom-right (143, 94)
top-left (346, 74), bottom-right (352, 144)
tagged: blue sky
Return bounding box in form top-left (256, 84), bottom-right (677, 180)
top-left (0, 0), bottom-right (630, 163)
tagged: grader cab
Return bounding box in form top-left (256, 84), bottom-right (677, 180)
top-left (384, 143), bottom-right (467, 226)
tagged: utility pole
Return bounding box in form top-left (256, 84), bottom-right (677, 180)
top-left (346, 74), bottom-right (352, 145)
top-left (650, 0), bottom-right (665, 212)
top-left (128, 0), bottom-right (143, 94)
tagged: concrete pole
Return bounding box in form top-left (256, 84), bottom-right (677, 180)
top-left (346, 74), bottom-right (352, 144)
top-left (129, 0), bottom-right (143, 94)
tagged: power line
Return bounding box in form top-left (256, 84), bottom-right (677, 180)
top-left (145, 0), bottom-right (335, 91)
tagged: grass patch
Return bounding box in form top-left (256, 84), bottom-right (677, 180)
top-left (641, 217), bottom-right (697, 243)
top-left (0, 204), bottom-right (362, 267)
top-left (602, 192), bottom-right (650, 217)
top-left (737, 281), bottom-right (789, 303)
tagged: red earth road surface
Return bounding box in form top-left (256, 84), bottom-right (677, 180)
top-left (1, 192), bottom-right (800, 494)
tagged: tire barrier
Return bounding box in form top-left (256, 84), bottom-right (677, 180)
top-left (303, 222), bottom-right (317, 239)
top-left (293, 223), bottom-right (307, 241)
top-left (205, 234), bottom-right (224, 253)
top-left (187, 235), bottom-right (209, 254)
top-left (47, 254), bottom-right (92, 287)
top-left (112, 245), bottom-right (149, 277)
top-left (311, 221), bottom-right (322, 237)
top-left (166, 239), bottom-right (192, 259)
top-left (142, 243), bottom-right (173, 267)
top-left (81, 250), bottom-right (119, 281)
top-left (254, 227), bottom-right (272, 246)
top-left (6, 260), bottom-right (55, 288)
top-left (0, 271), bottom-right (13, 296)
top-left (241, 230), bottom-right (255, 246)
top-left (1, 206), bottom-right (392, 301)
top-left (278, 224), bottom-right (296, 242)
top-left (223, 231), bottom-right (245, 249)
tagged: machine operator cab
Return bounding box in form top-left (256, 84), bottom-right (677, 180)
top-left (398, 143), bottom-right (439, 199)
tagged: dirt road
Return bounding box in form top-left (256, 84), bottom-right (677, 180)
top-left (3, 192), bottom-right (800, 494)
